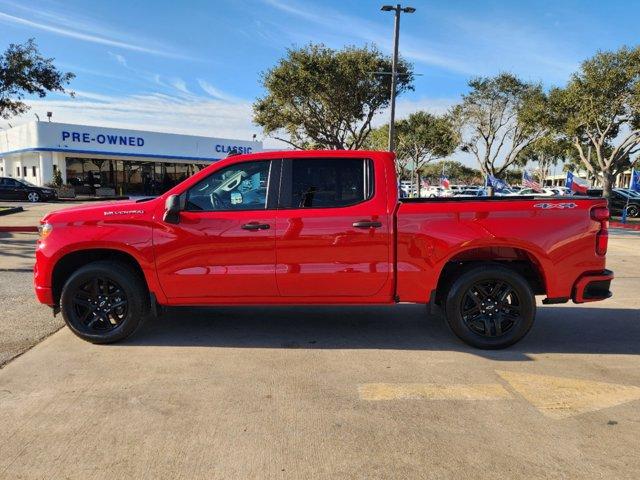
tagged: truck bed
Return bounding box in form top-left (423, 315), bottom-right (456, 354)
top-left (395, 196), bottom-right (608, 303)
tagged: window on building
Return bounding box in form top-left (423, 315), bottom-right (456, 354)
top-left (16, 167), bottom-right (20, 177)
top-left (23, 166), bottom-right (27, 177)
top-left (282, 158), bottom-right (374, 209)
top-left (32, 166), bottom-right (37, 177)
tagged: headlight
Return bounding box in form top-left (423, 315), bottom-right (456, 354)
top-left (38, 223), bottom-right (53, 239)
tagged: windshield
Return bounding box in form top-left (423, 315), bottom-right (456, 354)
top-left (18, 179), bottom-right (37, 187)
top-left (616, 188), bottom-right (640, 198)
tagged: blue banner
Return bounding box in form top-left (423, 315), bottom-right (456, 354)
top-left (631, 169), bottom-right (640, 192)
top-left (487, 175), bottom-right (507, 192)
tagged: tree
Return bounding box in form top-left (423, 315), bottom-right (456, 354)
top-left (397, 112), bottom-right (458, 196)
top-left (0, 38), bottom-right (74, 119)
top-left (452, 73), bottom-right (549, 178)
top-left (364, 123), bottom-right (410, 179)
top-left (549, 46), bottom-right (640, 198)
top-left (420, 160), bottom-right (482, 185)
top-left (518, 135), bottom-right (571, 185)
top-left (253, 43), bottom-right (413, 149)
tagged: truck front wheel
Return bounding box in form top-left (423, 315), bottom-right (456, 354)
top-left (444, 264), bottom-right (535, 349)
top-left (60, 261), bottom-right (149, 344)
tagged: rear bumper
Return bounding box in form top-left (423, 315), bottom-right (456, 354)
top-left (572, 269), bottom-right (614, 303)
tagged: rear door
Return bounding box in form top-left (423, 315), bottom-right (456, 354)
top-left (274, 157), bottom-right (391, 298)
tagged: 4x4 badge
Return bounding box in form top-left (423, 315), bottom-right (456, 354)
top-left (533, 202), bottom-right (578, 209)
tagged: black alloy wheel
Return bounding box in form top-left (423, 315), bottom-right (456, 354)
top-left (626, 204), bottom-right (640, 218)
top-left (460, 280), bottom-right (521, 337)
top-left (444, 264), bottom-right (536, 349)
top-left (71, 277), bottom-right (128, 332)
top-left (60, 261), bottom-right (150, 343)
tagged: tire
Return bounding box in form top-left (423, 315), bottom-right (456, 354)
top-left (444, 263), bottom-right (536, 349)
top-left (60, 261), bottom-right (150, 344)
top-left (627, 204), bottom-right (640, 218)
top-left (27, 191), bottom-right (40, 202)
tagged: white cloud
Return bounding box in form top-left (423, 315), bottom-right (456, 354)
top-left (261, 0), bottom-right (476, 74)
top-left (197, 79), bottom-right (241, 103)
top-left (17, 92), bottom-right (261, 143)
top-left (260, 0), bottom-right (578, 82)
top-left (170, 79), bottom-right (190, 95)
top-left (108, 52), bottom-right (128, 67)
top-left (0, 8), bottom-right (194, 60)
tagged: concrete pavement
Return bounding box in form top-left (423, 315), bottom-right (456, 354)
top-left (0, 236), bottom-right (638, 479)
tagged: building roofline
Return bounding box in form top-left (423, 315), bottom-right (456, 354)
top-left (0, 147), bottom-right (221, 162)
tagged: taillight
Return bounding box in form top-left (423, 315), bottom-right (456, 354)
top-left (591, 206), bottom-right (609, 255)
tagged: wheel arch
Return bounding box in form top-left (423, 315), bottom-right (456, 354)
top-left (434, 245), bottom-right (547, 304)
top-left (51, 248), bottom-right (149, 305)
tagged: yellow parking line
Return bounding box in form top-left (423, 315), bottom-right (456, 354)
top-left (496, 370), bottom-right (640, 419)
top-left (359, 383), bottom-right (512, 401)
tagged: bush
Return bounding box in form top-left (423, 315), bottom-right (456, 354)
top-left (51, 169), bottom-right (63, 187)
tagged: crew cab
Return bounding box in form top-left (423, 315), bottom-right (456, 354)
top-left (34, 151), bottom-right (613, 349)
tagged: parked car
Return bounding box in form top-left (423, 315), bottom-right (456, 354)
top-left (34, 150), bottom-right (613, 349)
top-left (511, 187), bottom-right (556, 196)
top-left (588, 188), bottom-right (640, 217)
top-left (550, 187), bottom-right (572, 196)
top-left (0, 177), bottom-right (57, 202)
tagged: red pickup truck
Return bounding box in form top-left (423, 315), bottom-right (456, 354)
top-left (34, 150), bottom-right (613, 349)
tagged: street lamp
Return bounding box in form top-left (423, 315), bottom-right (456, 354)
top-left (381, 4), bottom-right (415, 152)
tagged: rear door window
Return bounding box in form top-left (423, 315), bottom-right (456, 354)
top-left (280, 158), bottom-right (374, 209)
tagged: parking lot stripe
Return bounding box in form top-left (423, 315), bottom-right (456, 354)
top-left (358, 383), bottom-right (512, 401)
top-left (496, 370), bottom-right (640, 419)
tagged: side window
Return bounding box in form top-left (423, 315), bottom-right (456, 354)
top-left (284, 158), bottom-right (374, 209)
top-left (185, 160), bottom-right (271, 211)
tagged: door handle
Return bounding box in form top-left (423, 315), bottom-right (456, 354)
top-left (352, 220), bottom-right (383, 229)
top-left (241, 222), bottom-right (270, 231)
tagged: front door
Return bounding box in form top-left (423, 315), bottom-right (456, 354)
top-left (154, 160), bottom-right (279, 300)
top-left (275, 157), bottom-right (391, 298)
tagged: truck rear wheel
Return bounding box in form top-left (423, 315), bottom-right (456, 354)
top-left (60, 261), bottom-right (149, 344)
top-left (444, 264), bottom-right (535, 349)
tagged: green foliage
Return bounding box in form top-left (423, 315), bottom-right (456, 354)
top-left (549, 46), bottom-right (640, 197)
top-left (51, 168), bottom-right (63, 188)
top-left (396, 111), bottom-right (458, 195)
top-left (365, 112), bottom-right (458, 187)
top-left (519, 135), bottom-right (572, 183)
top-left (419, 160), bottom-right (482, 185)
top-left (253, 43), bottom-right (413, 149)
top-left (0, 39), bottom-right (74, 119)
top-left (452, 73), bottom-right (549, 177)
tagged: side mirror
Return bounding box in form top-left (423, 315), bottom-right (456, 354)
top-left (163, 194), bottom-right (181, 224)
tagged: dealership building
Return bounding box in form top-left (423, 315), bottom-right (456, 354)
top-left (0, 122), bottom-right (262, 194)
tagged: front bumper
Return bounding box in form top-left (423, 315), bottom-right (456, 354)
top-left (572, 269), bottom-right (614, 303)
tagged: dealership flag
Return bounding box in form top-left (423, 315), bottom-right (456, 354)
top-left (487, 175), bottom-right (508, 192)
top-left (631, 169), bottom-right (640, 192)
top-left (566, 171), bottom-right (589, 194)
top-left (523, 170), bottom-right (541, 192)
top-left (440, 175), bottom-right (450, 189)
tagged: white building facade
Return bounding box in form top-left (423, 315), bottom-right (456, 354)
top-left (0, 122), bottom-right (262, 194)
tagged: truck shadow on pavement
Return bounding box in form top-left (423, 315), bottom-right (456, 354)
top-left (122, 305), bottom-right (640, 360)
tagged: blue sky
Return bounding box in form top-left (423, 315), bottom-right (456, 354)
top-left (0, 0), bottom-right (638, 150)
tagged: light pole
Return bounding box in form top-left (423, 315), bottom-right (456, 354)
top-left (381, 4), bottom-right (415, 152)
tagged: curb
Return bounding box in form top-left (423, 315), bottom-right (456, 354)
top-left (0, 206), bottom-right (24, 216)
top-left (55, 196), bottom-right (130, 202)
top-left (610, 221), bottom-right (640, 231)
top-left (0, 226), bottom-right (38, 233)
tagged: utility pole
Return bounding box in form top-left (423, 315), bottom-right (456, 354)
top-left (381, 4), bottom-right (415, 152)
